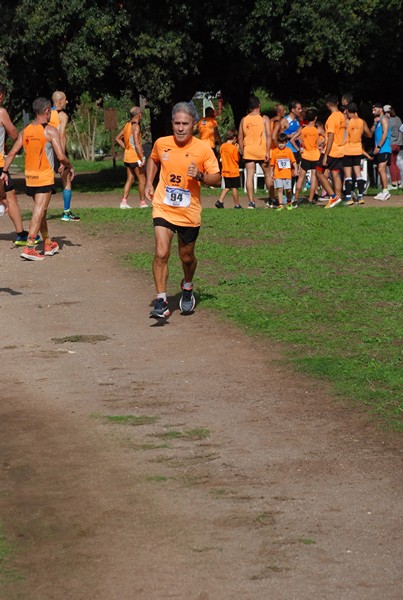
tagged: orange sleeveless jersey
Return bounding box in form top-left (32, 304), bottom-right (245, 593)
top-left (301, 126), bottom-right (320, 161)
top-left (242, 114), bottom-right (266, 161)
top-left (198, 117), bottom-right (217, 148)
top-left (123, 121), bottom-right (141, 163)
top-left (325, 111), bottom-right (346, 158)
top-left (150, 135), bottom-right (219, 227)
top-left (23, 123), bottom-right (54, 186)
top-left (49, 109), bottom-right (60, 130)
top-left (220, 142), bottom-right (240, 178)
top-left (344, 117), bottom-right (364, 156)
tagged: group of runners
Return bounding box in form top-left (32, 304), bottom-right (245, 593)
top-left (214, 94), bottom-right (401, 211)
top-left (1, 87), bottom-right (401, 320)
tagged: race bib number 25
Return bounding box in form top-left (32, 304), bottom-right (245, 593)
top-left (164, 186), bottom-right (191, 208)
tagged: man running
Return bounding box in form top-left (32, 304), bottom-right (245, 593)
top-left (371, 103), bottom-right (392, 201)
top-left (0, 83), bottom-right (33, 245)
top-left (238, 95), bottom-right (272, 209)
top-left (1, 97), bottom-right (74, 261)
top-left (49, 91), bottom-right (79, 221)
top-left (115, 106), bottom-right (147, 208)
top-left (145, 102), bottom-right (220, 319)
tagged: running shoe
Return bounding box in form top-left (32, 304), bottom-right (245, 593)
top-left (14, 233), bottom-right (40, 246)
top-left (149, 298), bottom-right (170, 319)
top-left (119, 202), bottom-right (132, 209)
top-left (265, 200), bottom-right (273, 208)
top-left (179, 280), bottom-right (196, 313)
top-left (61, 210), bottom-right (80, 221)
top-left (139, 201), bottom-right (148, 208)
top-left (286, 204), bottom-right (294, 211)
top-left (247, 201), bottom-right (256, 209)
top-left (276, 205), bottom-right (285, 211)
top-left (344, 199), bottom-right (355, 206)
top-left (21, 247), bottom-right (45, 261)
top-left (215, 200), bottom-right (224, 209)
top-left (358, 198), bottom-right (365, 205)
top-left (376, 191), bottom-right (391, 201)
top-left (234, 204), bottom-right (243, 209)
top-left (44, 241), bottom-right (59, 256)
top-left (324, 196), bottom-right (342, 209)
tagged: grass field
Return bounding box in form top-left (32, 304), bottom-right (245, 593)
top-left (73, 205), bottom-right (403, 431)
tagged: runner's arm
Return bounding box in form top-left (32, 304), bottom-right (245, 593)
top-left (324, 132), bottom-right (334, 161)
top-left (0, 131), bottom-right (23, 185)
top-left (58, 111), bottom-right (68, 153)
top-left (238, 118), bottom-right (244, 154)
top-left (0, 107), bottom-right (18, 140)
top-left (46, 126), bottom-right (74, 180)
top-left (115, 127), bottom-right (125, 150)
top-left (145, 157), bottom-right (159, 201)
top-left (289, 127), bottom-right (302, 151)
top-left (132, 123), bottom-right (145, 164)
top-left (263, 116), bottom-right (272, 160)
top-left (187, 161), bottom-right (220, 187)
top-left (363, 122), bottom-right (372, 138)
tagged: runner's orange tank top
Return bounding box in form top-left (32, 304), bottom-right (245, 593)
top-left (123, 121), bottom-right (141, 163)
top-left (242, 114), bottom-right (266, 161)
top-left (344, 118), bottom-right (364, 156)
top-left (49, 109), bottom-right (60, 130)
top-left (23, 123), bottom-right (54, 186)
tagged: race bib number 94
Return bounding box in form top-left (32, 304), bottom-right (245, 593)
top-left (164, 186), bottom-right (191, 208)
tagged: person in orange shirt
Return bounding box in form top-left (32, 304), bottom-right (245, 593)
top-left (343, 102), bottom-right (372, 206)
top-left (115, 106), bottom-right (147, 208)
top-left (1, 97), bottom-right (74, 261)
top-left (49, 91), bottom-right (80, 221)
top-left (0, 83), bottom-right (34, 245)
top-left (238, 95), bottom-right (273, 209)
top-left (215, 129), bottom-right (242, 209)
top-left (197, 107), bottom-right (221, 158)
top-left (315, 94), bottom-right (346, 209)
top-left (145, 102), bottom-right (220, 319)
top-left (290, 108), bottom-right (324, 205)
top-left (270, 133), bottom-right (297, 210)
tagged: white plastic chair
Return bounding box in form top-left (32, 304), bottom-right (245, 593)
top-left (243, 163), bottom-right (267, 192)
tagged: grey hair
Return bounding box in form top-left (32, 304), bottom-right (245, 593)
top-left (32, 97), bottom-right (51, 115)
top-left (172, 102), bottom-right (197, 121)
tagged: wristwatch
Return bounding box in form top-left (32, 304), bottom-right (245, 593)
top-left (195, 171), bottom-right (204, 182)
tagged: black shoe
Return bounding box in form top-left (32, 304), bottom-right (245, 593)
top-left (215, 200), bottom-right (224, 209)
top-left (150, 298), bottom-right (170, 319)
top-left (179, 282), bottom-right (196, 313)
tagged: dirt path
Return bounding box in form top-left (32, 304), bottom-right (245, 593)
top-left (0, 192), bottom-right (402, 599)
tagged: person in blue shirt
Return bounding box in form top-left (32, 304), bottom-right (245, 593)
top-left (371, 103), bottom-right (392, 201)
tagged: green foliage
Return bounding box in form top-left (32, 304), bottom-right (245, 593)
top-left (0, 0), bottom-right (401, 131)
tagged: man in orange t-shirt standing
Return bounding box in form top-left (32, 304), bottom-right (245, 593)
top-left (215, 129), bottom-right (242, 209)
top-left (197, 107), bottom-right (221, 158)
top-left (145, 102), bottom-right (220, 319)
top-left (315, 94), bottom-right (346, 209)
top-left (238, 95), bottom-right (273, 209)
